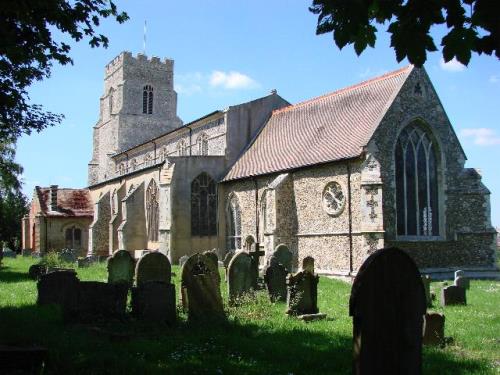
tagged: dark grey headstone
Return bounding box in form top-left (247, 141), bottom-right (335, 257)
top-left (181, 253), bottom-right (224, 321)
top-left (454, 276), bottom-right (470, 290)
top-left (441, 285), bottom-right (466, 306)
top-left (270, 244), bottom-right (292, 272)
top-left (37, 270), bottom-right (79, 319)
top-left (264, 263), bottom-right (287, 302)
top-left (131, 281), bottom-right (176, 324)
top-left (302, 256), bottom-right (315, 273)
top-left (107, 250), bottom-right (135, 285)
top-left (286, 270), bottom-right (319, 315)
top-left (135, 251), bottom-right (171, 286)
top-left (349, 247), bottom-right (426, 375)
top-left (28, 264), bottom-right (47, 280)
top-left (421, 275), bottom-right (432, 307)
top-left (77, 281), bottom-right (128, 321)
top-left (423, 312), bottom-right (445, 346)
top-left (203, 251), bottom-right (219, 268)
top-left (228, 251), bottom-right (256, 304)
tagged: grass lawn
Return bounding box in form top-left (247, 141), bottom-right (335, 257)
top-left (0, 256), bottom-right (499, 374)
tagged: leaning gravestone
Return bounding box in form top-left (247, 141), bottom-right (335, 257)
top-left (441, 285), bottom-right (466, 306)
top-left (181, 253), bottom-right (224, 321)
top-left (349, 247), bottom-right (426, 375)
top-left (423, 312), bottom-right (445, 346)
top-left (37, 270), bottom-right (79, 319)
top-left (131, 281), bottom-right (176, 323)
top-left (269, 244), bottom-right (293, 272)
top-left (135, 251), bottom-right (171, 286)
top-left (264, 262), bottom-right (287, 302)
top-left (421, 275), bottom-right (432, 307)
top-left (286, 270), bottom-right (319, 315)
top-left (228, 251), bottom-right (256, 304)
top-left (178, 255), bottom-right (189, 267)
top-left (454, 276), bottom-right (470, 290)
top-left (107, 250), bottom-right (135, 285)
top-left (302, 256), bottom-right (315, 273)
top-left (77, 281), bottom-right (128, 321)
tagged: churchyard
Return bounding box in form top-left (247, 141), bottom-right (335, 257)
top-left (0, 254), bottom-right (499, 374)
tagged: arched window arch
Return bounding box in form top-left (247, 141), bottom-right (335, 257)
top-left (130, 158), bottom-right (137, 171)
top-left (109, 88), bottom-right (115, 115)
top-left (191, 172), bottom-right (217, 236)
top-left (142, 85), bottom-right (153, 114)
top-left (395, 122), bottom-right (439, 237)
top-left (146, 180), bottom-right (159, 242)
top-left (118, 162), bottom-right (126, 175)
top-left (226, 193), bottom-right (242, 250)
top-left (197, 133), bottom-right (209, 156)
top-left (144, 153), bottom-right (153, 167)
top-left (177, 140), bottom-right (187, 156)
top-left (65, 225), bottom-right (82, 249)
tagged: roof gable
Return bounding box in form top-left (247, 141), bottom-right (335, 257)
top-left (35, 187), bottom-right (93, 217)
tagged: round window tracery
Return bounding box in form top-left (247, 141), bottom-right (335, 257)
top-left (322, 182), bottom-right (346, 216)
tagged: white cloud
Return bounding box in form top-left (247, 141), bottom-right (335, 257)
top-left (439, 57), bottom-right (466, 72)
top-left (174, 72), bottom-right (204, 96)
top-left (460, 128), bottom-right (500, 146)
top-left (209, 71), bottom-right (259, 90)
top-left (489, 75), bottom-right (499, 84)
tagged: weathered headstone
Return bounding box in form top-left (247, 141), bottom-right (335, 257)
top-left (203, 251), bottom-right (219, 269)
top-left (421, 275), bottom-right (432, 307)
top-left (228, 251), bottom-right (256, 303)
top-left (423, 312), bottom-right (445, 346)
top-left (37, 270), bottom-right (79, 318)
top-left (286, 270), bottom-right (319, 315)
top-left (131, 281), bottom-right (176, 324)
top-left (264, 262), bottom-right (287, 302)
top-left (302, 256), bottom-right (315, 273)
top-left (181, 253), bottom-right (224, 321)
top-left (59, 249), bottom-right (76, 263)
top-left (223, 251), bottom-right (235, 281)
top-left (454, 276), bottom-right (470, 290)
top-left (349, 247), bottom-right (427, 375)
top-left (77, 281), bottom-right (128, 321)
top-left (178, 255), bottom-right (189, 267)
top-left (269, 244), bottom-right (293, 272)
top-left (28, 264), bottom-right (47, 280)
top-left (107, 250), bottom-right (135, 285)
top-left (135, 251), bottom-right (171, 286)
top-left (441, 285), bottom-right (466, 306)
top-left (2, 249), bottom-right (17, 258)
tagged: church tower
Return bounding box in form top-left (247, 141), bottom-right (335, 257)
top-left (88, 52), bottom-right (183, 185)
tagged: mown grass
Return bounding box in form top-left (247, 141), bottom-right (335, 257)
top-left (0, 256), bottom-right (499, 374)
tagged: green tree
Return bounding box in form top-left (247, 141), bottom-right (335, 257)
top-left (309, 0), bottom-right (500, 67)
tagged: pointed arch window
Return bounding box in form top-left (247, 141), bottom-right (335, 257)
top-left (177, 140), bottom-right (188, 156)
top-left (191, 172), bottom-right (217, 236)
top-left (226, 193), bottom-right (241, 250)
top-left (198, 133), bottom-right (209, 155)
top-left (130, 158), bottom-right (137, 171)
top-left (142, 85), bottom-right (153, 114)
top-left (395, 122), bottom-right (439, 237)
top-left (144, 153), bottom-right (153, 167)
top-left (146, 180), bottom-right (159, 242)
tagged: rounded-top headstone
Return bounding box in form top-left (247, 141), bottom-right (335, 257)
top-left (203, 251), bottom-right (219, 269)
top-left (270, 244), bottom-right (293, 272)
top-left (223, 252), bottom-right (235, 269)
top-left (302, 256), bottom-right (315, 274)
top-left (135, 251), bottom-right (171, 286)
top-left (107, 249), bottom-right (135, 285)
top-left (228, 251), bottom-right (255, 301)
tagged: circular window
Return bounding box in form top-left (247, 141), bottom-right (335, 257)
top-left (322, 182), bottom-right (346, 216)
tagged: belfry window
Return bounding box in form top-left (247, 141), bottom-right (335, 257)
top-left (395, 122), bottom-right (439, 237)
top-left (142, 85), bottom-right (153, 114)
top-left (146, 180), bottom-right (159, 242)
top-left (191, 172), bottom-right (217, 236)
top-left (226, 193), bottom-right (241, 250)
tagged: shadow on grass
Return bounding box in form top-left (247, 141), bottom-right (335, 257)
top-left (0, 266), bottom-right (31, 283)
top-left (0, 304), bottom-right (492, 375)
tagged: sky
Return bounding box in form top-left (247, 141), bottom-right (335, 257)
top-left (16, 0), bottom-right (500, 227)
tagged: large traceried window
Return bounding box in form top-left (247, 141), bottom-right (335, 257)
top-left (146, 180), bottom-right (159, 242)
top-left (191, 172), bottom-right (217, 236)
top-left (395, 122), bottom-right (439, 237)
top-left (226, 193), bottom-right (241, 250)
top-left (142, 85), bottom-right (153, 114)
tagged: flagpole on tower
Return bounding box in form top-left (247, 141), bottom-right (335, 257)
top-left (143, 20), bottom-right (147, 55)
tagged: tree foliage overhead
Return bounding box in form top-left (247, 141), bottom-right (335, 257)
top-left (309, 0), bottom-right (500, 67)
top-left (0, 0), bottom-right (129, 140)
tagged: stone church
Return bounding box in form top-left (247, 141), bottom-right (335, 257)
top-left (24, 51), bottom-right (498, 277)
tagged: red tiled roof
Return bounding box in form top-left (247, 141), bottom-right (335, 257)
top-left (36, 187), bottom-right (93, 217)
top-left (224, 66), bottom-right (413, 181)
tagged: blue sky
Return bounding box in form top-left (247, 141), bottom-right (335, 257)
top-left (16, 0), bottom-right (500, 226)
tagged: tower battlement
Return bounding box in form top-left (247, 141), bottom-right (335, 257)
top-left (105, 51), bottom-right (174, 77)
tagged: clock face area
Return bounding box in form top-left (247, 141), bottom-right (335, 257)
top-left (322, 181), bottom-right (346, 217)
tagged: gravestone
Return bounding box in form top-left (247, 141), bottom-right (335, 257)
top-left (2, 248), bottom-right (17, 258)
top-left (441, 285), bottom-right (466, 306)
top-left (423, 312), bottom-right (445, 346)
top-left (181, 253), bottom-right (224, 321)
top-left (263, 263), bottom-right (287, 302)
top-left (349, 247), bottom-right (427, 375)
top-left (286, 270), bottom-right (319, 315)
top-left (131, 281), bottom-right (176, 324)
top-left (28, 264), bottom-right (47, 280)
top-left (454, 270), bottom-right (465, 279)
top-left (203, 250), bottom-right (219, 269)
top-left (107, 250), bottom-right (135, 285)
top-left (179, 255), bottom-right (189, 267)
top-left (302, 256), bottom-right (315, 273)
top-left (270, 244), bottom-right (293, 272)
top-left (77, 281), bottom-right (128, 321)
top-left (59, 249), bottom-right (76, 263)
top-left (37, 270), bottom-right (79, 319)
top-left (228, 251), bottom-right (256, 304)
top-left (223, 251), bottom-right (235, 281)
top-left (421, 275), bottom-right (432, 307)
top-left (454, 276), bottom-right (470, 290)
top-left (135, 251), bottom-right (171, 286)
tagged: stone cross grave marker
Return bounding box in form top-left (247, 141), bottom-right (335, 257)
top-left (302, 256), bottom-right (315, 273)
top-left (286, 270), bottom-right (319, 315)
top-left (249, 245), bottom-right (265, 277)
top-left (107, 250), bottom-right (135, 285)
top-left (441, 285), bottom-right (466, 306)
top-left (423, 312), bottom-right (445, 346)
top-left (454, 270), bottom-right (465, 279)
top-left (349, 247), bottom-right (427, 375)
top-left (228, 251), bottom-right (256, 304)
top-left (270, 244), bottom-right (292, 272)
top-left (181, 253), bottom-right (224, 321)
top-left (264, 262), bottom-right (287, 302)
top-left (135, 251), bottom-right (171, 286)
